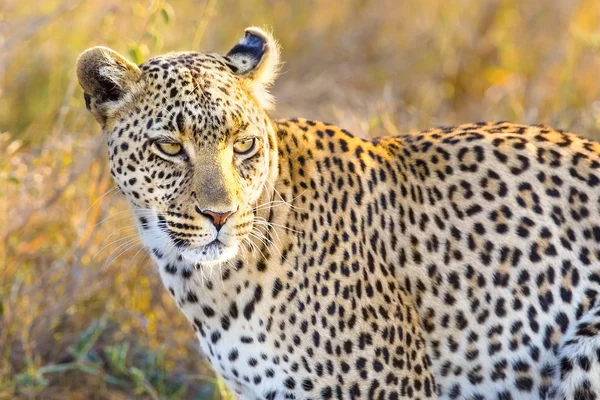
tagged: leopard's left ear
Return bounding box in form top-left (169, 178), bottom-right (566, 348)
top-left (225, 27), bottom-right (281, 110)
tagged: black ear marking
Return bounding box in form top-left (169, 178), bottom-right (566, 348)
top-left (95, 73), bottom-right (126, 102)
top-left (226, 31), bottom-right (267, 75)
top-left (229, 31), bottom-right (266, 59)
top-left (226, 63), bottom-right (239, 73)
top-left (84, 93), bottom-right (92, 110)
top-left (83, 72), bottom-right (125, 105)
top-left (223, 27), bottom-right (280, 109)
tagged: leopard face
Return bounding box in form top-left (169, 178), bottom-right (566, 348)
top-left (77, 28), bottom-right (280, 265)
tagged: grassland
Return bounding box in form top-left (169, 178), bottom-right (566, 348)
top-left (2, 0), bottom-right (600, 398)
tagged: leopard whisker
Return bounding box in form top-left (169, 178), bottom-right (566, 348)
top-left (94, 232), bottom-right (141, 258)
top-left (77, 185), bottom-right (121, 223)
top-left (102, 238), bottom-right (142, 270)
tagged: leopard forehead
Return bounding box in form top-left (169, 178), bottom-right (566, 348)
top-left (135, 52), bottom-right (263, 141)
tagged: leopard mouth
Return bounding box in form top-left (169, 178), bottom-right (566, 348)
top-left (202, 239), bottom-right (223, 252)
top-left (149, 212), bottom-right (240, 264)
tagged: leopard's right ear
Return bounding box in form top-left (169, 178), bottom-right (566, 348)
top-left (76, 47), bottom-right (142, 124)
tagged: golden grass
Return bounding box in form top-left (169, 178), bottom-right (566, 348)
top-left (2, 0), bottom-right (600, 398)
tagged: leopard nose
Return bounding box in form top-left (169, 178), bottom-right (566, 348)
top-left (196, 207), bottom-right (236, 231)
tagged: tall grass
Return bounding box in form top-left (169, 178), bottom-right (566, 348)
top-left (2, 0), bottom-right (600, 398)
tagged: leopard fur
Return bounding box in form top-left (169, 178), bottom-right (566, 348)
top-left (77, 27), bottom-right (600, 400)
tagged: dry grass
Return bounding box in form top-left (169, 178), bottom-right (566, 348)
top-left (2, 0), bottom-right (600, 398)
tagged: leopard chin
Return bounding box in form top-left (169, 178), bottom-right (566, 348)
top-left (179, 240), bottom-right (239, 265)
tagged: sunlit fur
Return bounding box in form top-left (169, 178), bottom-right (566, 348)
top-left (79, 28), bottom-right (600, 400)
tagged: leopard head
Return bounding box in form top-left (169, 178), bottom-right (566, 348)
top-left (77, 27), bottom-right (280, 265)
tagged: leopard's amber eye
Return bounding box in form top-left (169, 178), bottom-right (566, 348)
top-left (156, 142), bottom-right (182, 156)
top-left (233, 138), bottom-right (256, 155)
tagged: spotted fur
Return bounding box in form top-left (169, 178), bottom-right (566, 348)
top-left (77, 28), bottom-right (600, 400)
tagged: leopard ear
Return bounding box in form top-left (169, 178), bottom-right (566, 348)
top-left (76, 46), bottom-right (142, 124)
top-left (225, 27), bottom-right (281, 110)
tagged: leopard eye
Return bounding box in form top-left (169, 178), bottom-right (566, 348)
top-left (233, 138), bottom-right (256, 156)
top-left (156, 142), bottom-right (183, 156)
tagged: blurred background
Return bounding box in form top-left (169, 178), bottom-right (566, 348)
top-left (2, 0), bottom-right (600, 398)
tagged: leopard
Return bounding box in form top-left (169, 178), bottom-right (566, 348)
top-left (77, 27), bottom-right (600, 400)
